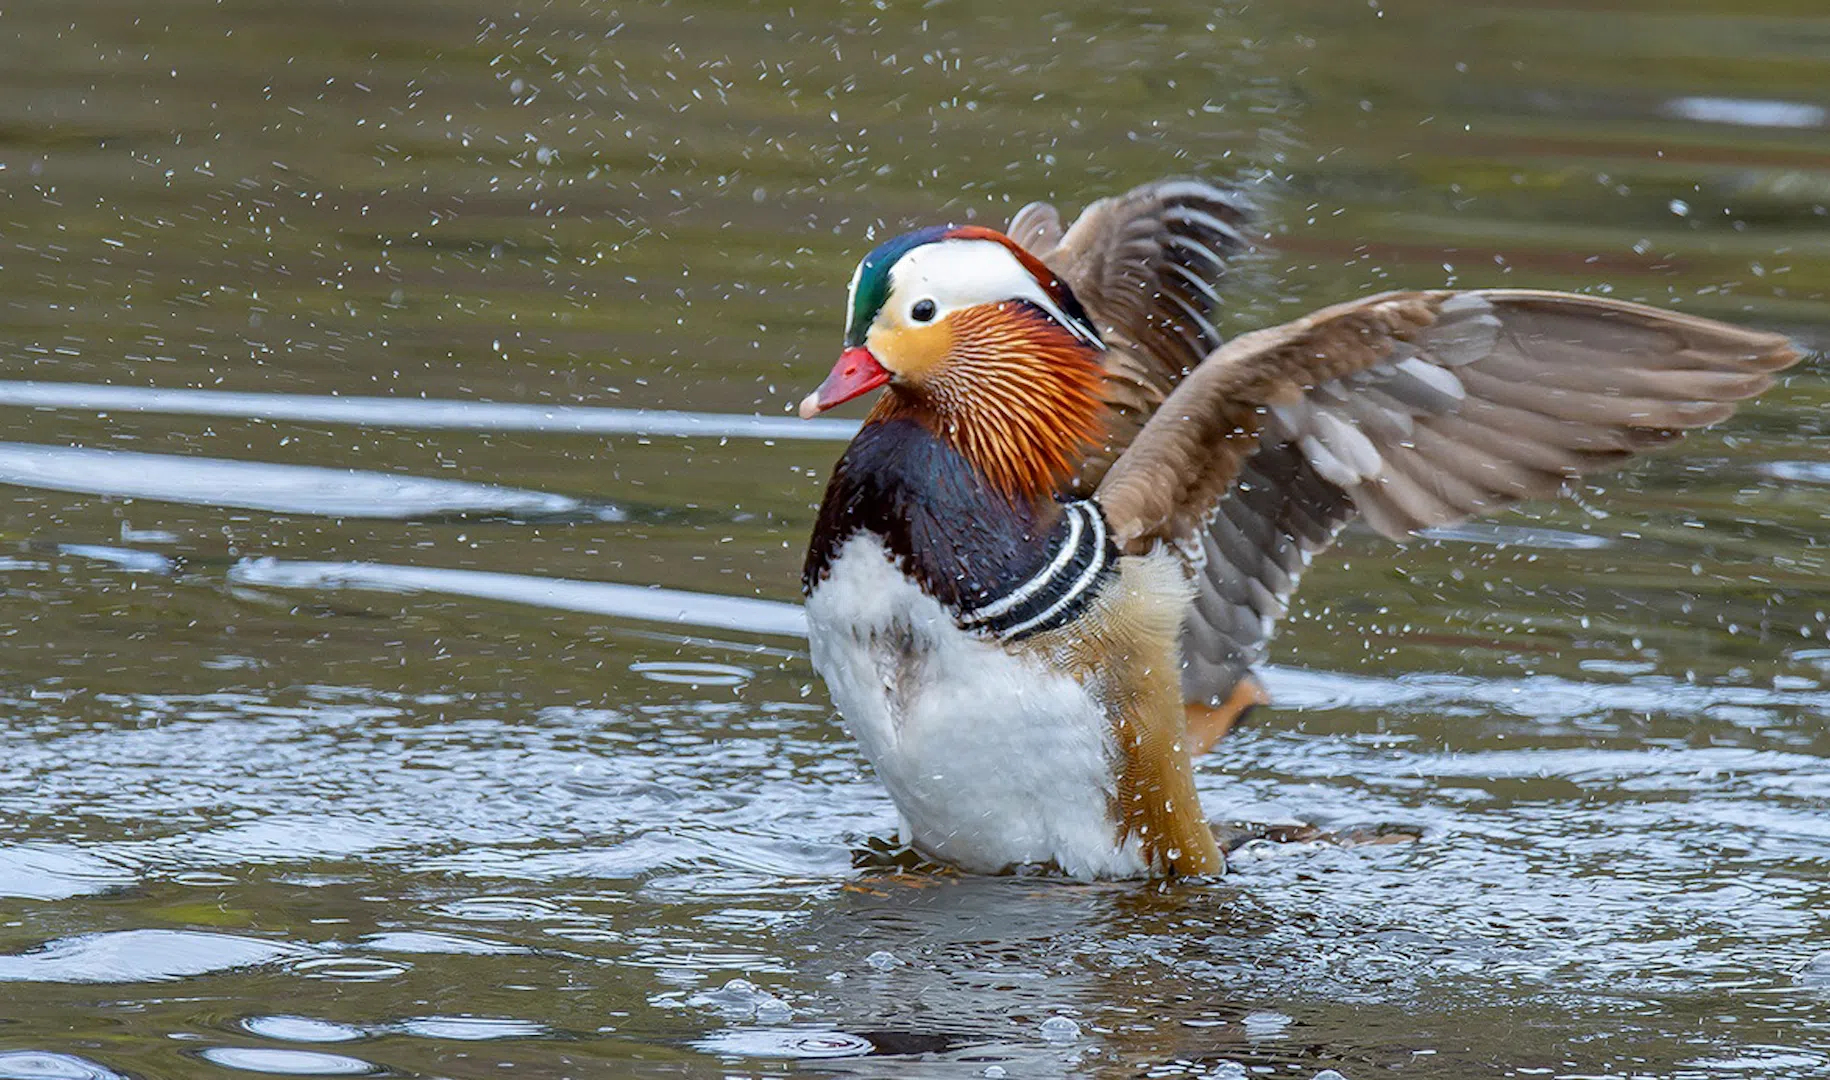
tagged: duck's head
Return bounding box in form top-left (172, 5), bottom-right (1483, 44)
top-left (799, 225), bottom-right (1109, 497)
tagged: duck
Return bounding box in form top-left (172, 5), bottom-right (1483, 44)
top-left (796, 178), bottom-right (1802, 880)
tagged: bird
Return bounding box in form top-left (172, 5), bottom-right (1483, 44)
top-left (795, 179), bottom-right (1802, 880)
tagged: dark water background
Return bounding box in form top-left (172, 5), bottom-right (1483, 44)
top-left (2, 1), bottom-right (1829, 1077)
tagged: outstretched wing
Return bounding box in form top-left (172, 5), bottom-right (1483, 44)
top-left (1009, 180), bottom-right (1257, 488)
top-left (1094, 289), bottom-right (1802, 717)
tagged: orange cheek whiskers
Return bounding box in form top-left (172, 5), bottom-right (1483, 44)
top-left (927, 307), bottom-right (1109, 500)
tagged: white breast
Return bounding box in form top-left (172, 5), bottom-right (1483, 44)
top-left (803, 534), bottom-right (1146, 879)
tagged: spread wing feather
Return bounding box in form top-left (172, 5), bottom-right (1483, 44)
top-left (1094, 288), bottom-right (1802, 708)
top-left (1009, 180), bottom-right (1257, 490)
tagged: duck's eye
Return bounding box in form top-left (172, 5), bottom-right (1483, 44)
top-left (910, 299), bottom-right (937, 323)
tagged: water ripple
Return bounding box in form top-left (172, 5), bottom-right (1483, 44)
top-left (1414, 521), bottom-right (1612, 550)
top-left (194, 1048), bottom-right (379, 1076)
top-left (0, 930), bottom-right (306, 984)
top-left (693, 1028), bottom-right (875, 1059)
top-left (0, 380), bottom-right (859, 441)
top-left (389, 1016), bottom-right (549, 1040)
top-left (0, 441), bottom-right (613, 520)
top-left (240, 1016), bottom-right (366, 1044)
top-left (1261, 665), bottom-right (1830, 722)
top-left (1760, 461), bottom-right (1830, 485)
top-left (0, 1052), bottom-right (126, 1080)
top-left (0, 845), bottom-right (138, 901)
top-left (361, 931), bottom-right (526, 956)
top-left (229, 557), bottom-right (809, 637)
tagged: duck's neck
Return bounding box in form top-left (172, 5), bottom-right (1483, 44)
top-left (871, 303), bottom-right (1108, 503)
top-left (804, 309), bottom-right (1110, 617)
top-left (803, 417), bottom-right (1055, 612)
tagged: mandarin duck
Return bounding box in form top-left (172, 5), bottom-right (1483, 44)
top-left (796, 179), bottom-right (1801, 880)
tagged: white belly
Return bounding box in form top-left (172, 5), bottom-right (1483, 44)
top-left (804, 535), bottom-right (1146, 879)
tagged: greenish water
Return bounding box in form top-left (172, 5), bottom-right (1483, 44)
top-left (2, 1), bottom-right (1828, 1077)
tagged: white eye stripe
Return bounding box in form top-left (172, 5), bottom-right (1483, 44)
top-left (886, 239), bottom-right (1103, 347)
top-left (843, 258), bottom-right (867, 338)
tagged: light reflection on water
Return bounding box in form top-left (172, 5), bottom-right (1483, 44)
top-left (228, 556), bottom-right (811, 636)
top-left (191, 1048), bottom-right (379, 1077)
top-left (0, 380), bottom-right (861, 441)
top-left (0, 0), bottom-right (1827, 1076)
top-left (0, 441), bottom-right (616, 520)
top-left (0, 1051), bottom-right (128, 1080)
top-left (0, 930), bottom-right (309, 985)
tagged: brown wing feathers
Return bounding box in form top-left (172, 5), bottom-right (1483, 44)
top-left (1098, 289), bottom-right (1800, 552)
top-left (1009, 180), bottom-right (1257, 490)
top-left (1180, 439), bottom-right (1357, 717)
top-left (1010, 189), bottom-right (1797, 726)
top-left (1096, 289), bottom-right (1800, 715)
top-left (1015, 180), bottom-right (1253, 371)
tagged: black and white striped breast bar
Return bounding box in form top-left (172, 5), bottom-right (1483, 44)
top-left (960, 500), bottom-right (1118, 641)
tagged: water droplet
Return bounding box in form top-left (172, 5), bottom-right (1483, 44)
top-left (756, 999), bottom-right (793, 1023)
top-left (865, 950), bottom-right (900, 971)
top-left (1039, 1016), bottom-right (1080, 1043)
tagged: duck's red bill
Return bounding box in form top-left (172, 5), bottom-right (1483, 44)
top-left (798, 346), bottom-right (889, 418)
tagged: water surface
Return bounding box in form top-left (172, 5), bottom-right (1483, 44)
top-left (2, 1), bottom-right (1828, 1077)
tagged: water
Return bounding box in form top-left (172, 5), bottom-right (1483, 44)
top-left (2, 0), bottom-right (1828, 1076)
